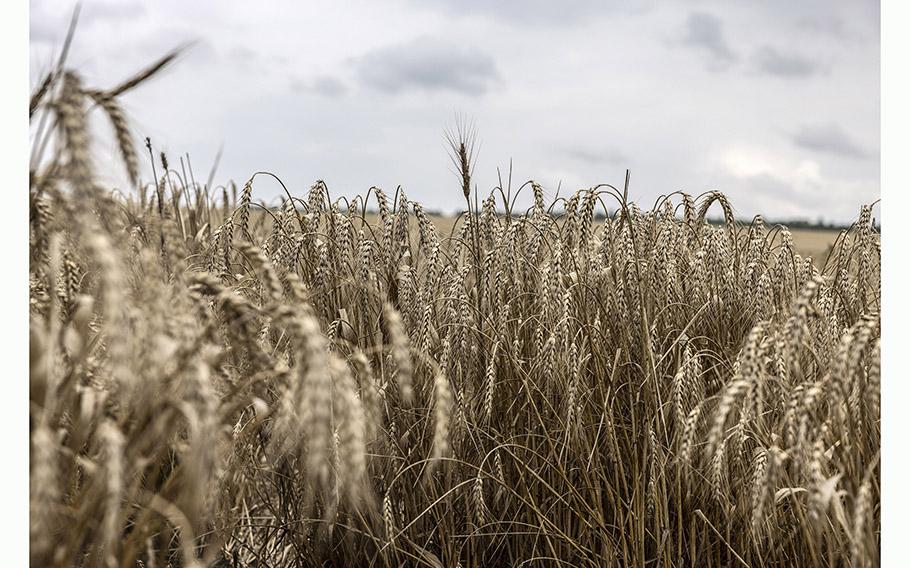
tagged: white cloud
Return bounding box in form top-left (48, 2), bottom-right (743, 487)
top-left (709, 146), bottom-right (871, 221)
top-left (717, 147), bottom-right (784, 179)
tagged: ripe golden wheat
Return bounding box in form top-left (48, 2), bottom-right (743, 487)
top-left (29, 57), bottom-right (880, 567)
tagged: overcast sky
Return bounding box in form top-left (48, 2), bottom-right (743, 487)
top-left (30, 0), bottom-right (880, 223)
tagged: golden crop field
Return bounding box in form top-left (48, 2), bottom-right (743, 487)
top-left (361, 212), bottom-right (842, 262)
top-left (29, 55), bottom-right (880, 567)
top-left (423, 215), bottom-right (842, 263)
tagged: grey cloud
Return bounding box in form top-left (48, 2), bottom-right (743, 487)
top-left (353, 37), bottom-right (500, 96)
top-left (723, 170), bottom-right (872, 224)
top-left (565, 148), bottom-right (628, 166)
top-left (753, 47), bottom-right (819, 78)
top-left (705, 172), bottom-right (824, 220)
top-left (797, 14), bottom-right (845, 36)
top-left (739, 173), bottom-right (819, 209)
top-left (311, 76), bottom-right (348, 97)
top-left (291, 76), bottom-right (348, 98)
top-left (414, 0), bottom-right (645, 27)
top-left (681, 12), bottom-right (737, 69)
top-left (793, 123), bottom-right (875, 160)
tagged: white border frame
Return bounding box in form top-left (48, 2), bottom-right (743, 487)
top-left (3, 1), bottom-right (903, 565)
top-left (0, 0), bottom-right (30, 564)
top-left (881, 0), bottom-right (908, 565)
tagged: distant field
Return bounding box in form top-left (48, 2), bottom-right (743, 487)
top-left (788, 228), bottom-right (841, 262)
top-left (414, 214), bottom-right (842, 265)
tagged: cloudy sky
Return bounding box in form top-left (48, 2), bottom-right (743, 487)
top-left (30, 0), bottom-right (880, 223)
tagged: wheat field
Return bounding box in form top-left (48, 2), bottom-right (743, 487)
top-left (417, 215), bottom-right (841, 266)
top-left (29, 55), bottom-right (880, 567)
